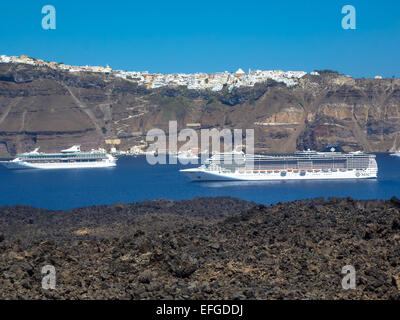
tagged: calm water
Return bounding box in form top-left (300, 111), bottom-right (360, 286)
top-left (0, 153), bottom-right (399, 210)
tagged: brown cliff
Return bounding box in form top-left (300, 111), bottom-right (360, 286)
top-left (1, 63), bottom-right (400, 156)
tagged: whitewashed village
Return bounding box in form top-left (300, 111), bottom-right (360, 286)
top-left (0, 54), bottom-right (310, 91)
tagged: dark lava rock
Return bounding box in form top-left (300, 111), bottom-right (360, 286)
top-left (391, 196), bottom-right (400, 208)
top-left (1, 196), bottom-right (400, 300)
top-left (167, 254), bottom-right (198, 278)
top-left (138, 270), bottom-right (154, 284)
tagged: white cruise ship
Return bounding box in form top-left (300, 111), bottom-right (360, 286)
top-left (180, 149), bottom-right (378, 181)
top-left (0, 145), bottom-right (117, 169)
top-left (170, 150), bottom-right (199, 162)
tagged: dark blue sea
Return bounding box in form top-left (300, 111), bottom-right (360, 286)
top-left (0, 153), bottom-right (399, 210)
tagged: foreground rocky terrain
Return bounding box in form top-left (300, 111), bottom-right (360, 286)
top-left (1, 196), bottom-right (400, 299)
top-left (1, 62), bottom-right (400, 156)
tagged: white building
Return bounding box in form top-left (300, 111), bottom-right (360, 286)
top-left (0, 53), bottom-right (311, 90)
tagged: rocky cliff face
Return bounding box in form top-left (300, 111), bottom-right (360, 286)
top-left (0, 63), bottom-right (399, 156)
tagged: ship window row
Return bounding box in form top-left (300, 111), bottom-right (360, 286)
top-left (19, 154), bottom-right (105, 160)
top-left (24, 159), bottom-right (103, 163)
top-left (213, 159), bottom-right (370, 171)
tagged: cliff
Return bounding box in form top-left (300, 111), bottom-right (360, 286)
top-left (1, 62), bottom-right (400, 156)
top-left (1, 196), bottom-right (400, 299)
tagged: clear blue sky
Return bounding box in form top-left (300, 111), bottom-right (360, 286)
top-left (0, 0), bottom-right (399, 77)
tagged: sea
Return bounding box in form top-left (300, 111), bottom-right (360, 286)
top-left (0, 153), bottom-right (399, 210)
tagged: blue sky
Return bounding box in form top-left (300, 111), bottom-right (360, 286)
top-left (0, 0), bottom-right (399, 77)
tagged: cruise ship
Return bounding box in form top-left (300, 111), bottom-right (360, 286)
top-left (0, 145), bottom-right (117, 169)
top-left (170, 150), bottom-right (199, 162)
top-left (180, 149), bottom-right (378, 181)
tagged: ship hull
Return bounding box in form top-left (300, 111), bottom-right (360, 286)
top-left (180, 168), bottom-right (378, 181)
top-left (0, 160), bottom-right (116, 169)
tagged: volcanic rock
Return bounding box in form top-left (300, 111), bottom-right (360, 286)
top-left (0, 196), bottom-right (400, 299)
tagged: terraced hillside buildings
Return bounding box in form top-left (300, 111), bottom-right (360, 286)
top-left (1, 53), bottom-right (399, 156)
top-left (0, 54), bottom-right (307, 91)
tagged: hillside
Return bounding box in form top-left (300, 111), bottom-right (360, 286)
top-left (1, 62), bottom-right (400, 156)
